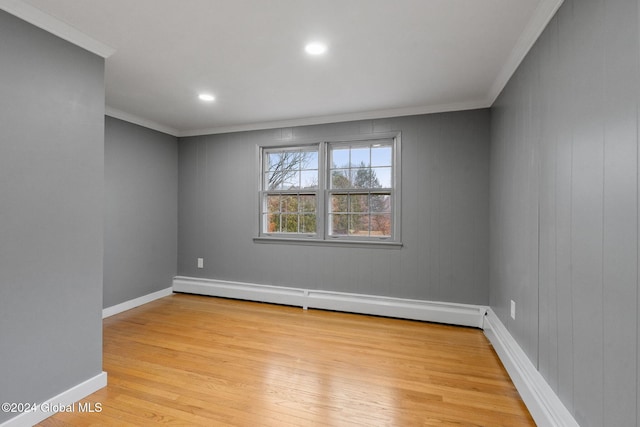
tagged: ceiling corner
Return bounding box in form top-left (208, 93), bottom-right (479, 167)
top-left (0, 0), bottom-right (115, 58)
top-left (105, 107), bottom-right (180, 137)
top-left (486, 0), bottom-right (564, 106)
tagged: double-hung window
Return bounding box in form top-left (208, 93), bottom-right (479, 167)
top-left (327, 140), bottom-right (394, 239)
top-left (258, 134), bottom-right (400, 245)
top-left (261, 146), bottom-right (319, 235)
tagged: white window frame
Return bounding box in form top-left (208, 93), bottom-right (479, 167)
top-left (259, 144), bottom-right (321, 239)
top-left (256, 132), bottom-right (401, 248)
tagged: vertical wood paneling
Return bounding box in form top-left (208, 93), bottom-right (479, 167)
top-left (491, 99), bottom-right (504, 318)
top-left (491, 0), bottom-right (640, 424)
top-left (489, 57), bottom-right (540, 365)
top-left (524, 42), bottom-right (541, 368)
top-left (537, 19), bottom-right (557, 386)
top-left (394, 118), bottom-right (419, 299)
top-left (638, 2), bottom-right (640, 424)
top-left (457, 113), bottom-right (490, 304)
top-left (553, 3), bottom-right (576, 410)
top-left (602, 1), bottom-right (639, 425)
top-left (569, 2), bottom-right (606, 424)
top-left (419, 116), bottom-right (441, 298)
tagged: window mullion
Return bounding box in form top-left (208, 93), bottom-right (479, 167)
top-left (318, 142), bottom-right (327, 240)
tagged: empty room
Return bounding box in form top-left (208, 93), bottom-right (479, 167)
top-left (1, 0), bottom-right (637, 426)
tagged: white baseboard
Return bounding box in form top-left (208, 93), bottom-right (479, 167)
top-left (483, 309), bottom-right (578, 427)
top-left (305, 289), bottom-right (486, 328)
top-left (103, 287), bottom-right (173, 318)
top-left (0, 371), bottom-right (107, 427)
top-left (172, 276), bottom-right (487, 328)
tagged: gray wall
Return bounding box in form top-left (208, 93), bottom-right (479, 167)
top-left (104, 117), bottom-right (178, 308)
top-left (490, 0), bottom-right (640, 425)
top-left (178, 110), bottom-right (490, 305)
top-left (0, 10), bottom-right (105, 423)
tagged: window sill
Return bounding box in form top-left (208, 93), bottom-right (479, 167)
top-left (253, 236), bottom-right (403, 249)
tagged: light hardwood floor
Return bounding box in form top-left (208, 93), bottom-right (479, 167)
top-left (38, 293), bottom-right (534, 426)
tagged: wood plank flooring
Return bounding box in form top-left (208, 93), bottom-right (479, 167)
top-left (38, 293), bottom-right (534, 426)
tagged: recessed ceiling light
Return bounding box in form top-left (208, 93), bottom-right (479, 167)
top-left (198, 93), bottom-right (215, 102)
top-left (305, 42), bottom-right (327, 55)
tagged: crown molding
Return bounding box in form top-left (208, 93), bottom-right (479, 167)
top-left (177, 98), bottom-right (491, 137)
top-left (0, 0), bottom-right (115, 58)
top-left (106, 99), bottom-right (490, 138)
top-left (487, 0), bottom-right (563, 104)
top-left (105, 107), bottom-right (179, 137)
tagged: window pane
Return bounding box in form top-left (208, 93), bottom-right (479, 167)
top-left (300, 195), bottom-right (316, 212)
top-left (371, 145), bottom-right (392, 166)
top-left (371, 214), bottom-right (392, 236)
top-left (331, 148), bottom-right (349, 168)
top-left (349, 194), bottom-right (369, 213)
top-left (266, 195), bottom-right (280, 213)
top-left (350, 147), bottom-right (370, 167)
top-left (281, 214), bottom-right (299, 232)
top-left (282, 171), bottom-right (300, 189)
top-left (265, 172), bottom-right (283, 190)
top-left (350, 214), bottom-right (370, 236)
top-left (282, 151), bottom-right (303, 170)
top-left (304, 151), bottom-right (319, 170)
top-left (371, 167), bottom-right (391, 188)
top-left (353, 168), bottom-right (372, 188)
top-left (330, 194), bottom-right (348, 213)
top-left (267, 169), bottom-right (299, 190)
top-left (370, 194), bottom-right (391, 213)
top-left (330, 214), bottom-right (349, 235)
top-left (264, 148), bottom-right (319, 190)
top-left (282, 195), bottom-right (298, 212)
top-left (266, 152), bottom-right (283, 171)
top-left (331, 170), bottom-right (351, 189)
top-left (264, 196), bottom-right (317, 234)
top-left (267, 150), bottom-right (306, 171)
top-left (300, 214), bottom-right (316, 233)
top-left (265, 213), bottom-right (280, 233)
top-left (300, 170), bottom-right (318, 189)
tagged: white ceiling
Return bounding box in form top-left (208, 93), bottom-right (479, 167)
top-left (6, 0), bottom-right (562, 136)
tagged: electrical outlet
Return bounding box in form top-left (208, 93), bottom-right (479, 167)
top-left (197, 258), bottom-right (204, 269)
top-left (510, 300), bottom-right (516, 320)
